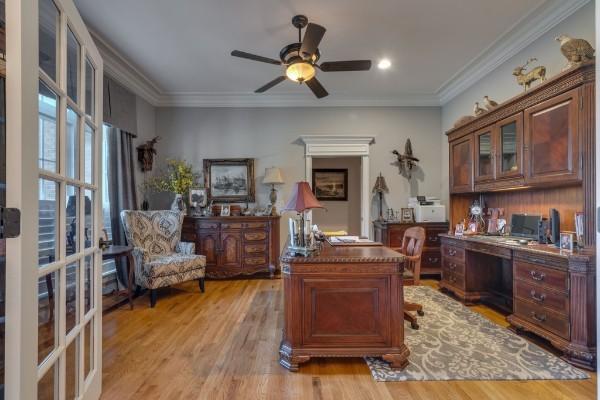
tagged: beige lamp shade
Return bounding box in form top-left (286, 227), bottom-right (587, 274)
top-left (263, 167), bottom-right (284, 185)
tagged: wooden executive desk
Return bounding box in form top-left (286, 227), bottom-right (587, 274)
top-left (439, 234), bottom-right (596, 370)
top-left (279, 243), bottom-right (410, 371)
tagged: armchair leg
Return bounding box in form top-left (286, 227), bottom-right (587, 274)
top-left (198, 278), bottom-right (205, 293)
top-left (149, 289), bottom-right (157, 308)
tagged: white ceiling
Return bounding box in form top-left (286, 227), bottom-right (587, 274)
top-left (72, 0), bottom-right (586, 106)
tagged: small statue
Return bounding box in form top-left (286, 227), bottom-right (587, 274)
top-left (136, 136), bottom-right (161, 172)
top-left (513, 58), bottom-right (546, 91)
top-left (392, 139), bottom-right (419, 179)
top-left (473, 102), bottom-right (485, 116)
top-left (483, 96), bottom-right (498, 111)
top-left (556, 34), bottom-right (595, 71)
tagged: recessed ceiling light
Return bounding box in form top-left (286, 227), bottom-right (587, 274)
top-left (378, 59), bottom-right (391, 70)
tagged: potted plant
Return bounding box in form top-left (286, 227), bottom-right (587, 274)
top-left (145, 159), bottom-right (199, 214)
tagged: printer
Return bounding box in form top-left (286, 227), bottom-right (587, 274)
top-left (407, 196), bottom-right (446, 223)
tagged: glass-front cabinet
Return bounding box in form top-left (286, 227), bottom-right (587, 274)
top-left (495, 113), bottom-right (523, 179)
top-left (474, 127), bottom-right (495, 182)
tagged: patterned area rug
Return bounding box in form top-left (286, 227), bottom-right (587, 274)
top-left (365, 286), bottom-right (589, 381)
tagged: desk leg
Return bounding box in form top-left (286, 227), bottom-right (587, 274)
top-left (126, 253), bottom-right (134, 310)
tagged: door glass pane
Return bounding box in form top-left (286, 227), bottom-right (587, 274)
top-left (67, 27), bottom-right (80, 102)
top-left (39, 0), bottom-right (59, 81)
top-left (84, 189), bottom-right (93, 248)
top-left (0, 63), bottom-right (5, 395)
top-left (84, 255), bottom-right (93, 314)
top-left (65, 261), bottom-right (79, 334)
top-left (66, 107), bottom-right (79, 179)
top-left (66, 185), bottom-right (79, 256)
top-left (66, 337), bottom-right (78, 399)
top-left (38, 362), bottom-right (57, 400)
top-left (38, 270), bottom-right (58, 364)
top-left (478, 132), bottom-right (492, 176)
top-left (84, 320), bottom-right (93, 379)
top-left (84, 124), bottom-right (94, 184)
top-left (39, 82), bottom-right (58, 172)
top-left (85, 59), bottom-right (95, 117)
top-left (501, 122), bottom-right (518, 173)
top-left (39, 179), bottom-right (58, 266)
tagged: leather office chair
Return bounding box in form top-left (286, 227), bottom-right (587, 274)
top-left (393, 226), bottom-right (425, 330)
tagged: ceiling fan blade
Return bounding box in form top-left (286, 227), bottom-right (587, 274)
top-left (231, 50), bottom-right (281, 65)
top-left (305, 77), bottom-right (328, 99)
top-left (300, 23), bottom-right (326, 58)
top-left (255, 76), bottom-right (287, 93)
top-left (319, 60), bottom-right (372, 72)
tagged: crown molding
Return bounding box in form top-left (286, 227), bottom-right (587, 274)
top-left (89, 29), bottom-right (164, 106)
top-left (156, 92), bottom-right (440, 107)
top-left (436, 0), bottom-right (591, 105)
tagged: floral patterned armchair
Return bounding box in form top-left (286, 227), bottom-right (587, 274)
top-left (120, 210), bottom-right (206, 307)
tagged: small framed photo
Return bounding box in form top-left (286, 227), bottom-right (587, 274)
top-left (455, 224), bottom-right (464, 237)
top-left (560, 232), bottom-right (574, 251)
top-left (467, 221), bottom-right (478, 233)
top-left (400, 208), bottom-right (414, 223)
top-left (189, 187), bottom-right (208, 208)
top-left (220, 204), bottom-right (231, 217)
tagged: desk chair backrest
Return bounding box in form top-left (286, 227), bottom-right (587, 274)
top-left (399, 226), bottom-right (425, 285)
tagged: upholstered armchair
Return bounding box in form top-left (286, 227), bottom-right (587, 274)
top-left (120, 210), bottom-right (206, 307)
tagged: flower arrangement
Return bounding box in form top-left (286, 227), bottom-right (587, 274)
top-left (145, 159), bottom-right (200, 195)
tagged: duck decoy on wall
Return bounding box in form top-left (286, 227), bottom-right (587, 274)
top-left (392, 139), bottom-right (419, 179)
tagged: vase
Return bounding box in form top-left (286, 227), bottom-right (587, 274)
top-left (171, 193), bottom-right (186, 215)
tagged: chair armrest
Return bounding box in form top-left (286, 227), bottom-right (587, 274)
top-left (176, 241), bottom-right (196, 255)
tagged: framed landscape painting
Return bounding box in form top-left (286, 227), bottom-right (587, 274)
top-left (204, 158), bottom-right (255, 203)
top-left (312, 169), bottom-right (348, 201)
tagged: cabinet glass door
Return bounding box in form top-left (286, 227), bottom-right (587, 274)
top-left (475, 128), bottom-right (494, 182)
top-left (496, 113), bottom-right (523, 179)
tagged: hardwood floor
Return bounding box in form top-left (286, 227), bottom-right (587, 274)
top-left (101, 279), bottom-right (596, 400)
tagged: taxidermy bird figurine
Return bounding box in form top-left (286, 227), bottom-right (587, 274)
top-left (483, 96), bottom-right (498, 111)
top-left (556, 34), bottom-right (595, 71)
top-left (392, 139), bottom-right (419, 179)
top-left (473, 102), bottom-right (486, 116)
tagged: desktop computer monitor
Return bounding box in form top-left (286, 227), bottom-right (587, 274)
top-left (510, 214), bottom-right (542, 240)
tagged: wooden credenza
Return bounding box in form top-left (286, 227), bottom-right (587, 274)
top-left (279, 243), bottom-right (409, 371)
top-left (182, 215), bottom-right (280, 279)
top-left (373, 221), bottom-right (449, 276)
top-left (439, 234), bottom-right (596, 370)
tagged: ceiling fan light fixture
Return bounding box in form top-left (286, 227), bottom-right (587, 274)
top-left (285, 62), bottom-right (316, 83)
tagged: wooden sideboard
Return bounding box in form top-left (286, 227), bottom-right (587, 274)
top-left (182, 215), bottom-right (280, 279)
top-left (373, 221), bottom-right (448, 276)
top-left (279, 243), bottom-right (409, 371)
top-left (439, 234), bottom-right (595, 370)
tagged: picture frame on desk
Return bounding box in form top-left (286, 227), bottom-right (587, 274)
top-left (560, 232), bottom-right (574, 251)
top-left (454, 224), bottom-right (464, 237)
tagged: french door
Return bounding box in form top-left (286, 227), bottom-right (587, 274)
top-left (6, 0), bottom-right (103, 399)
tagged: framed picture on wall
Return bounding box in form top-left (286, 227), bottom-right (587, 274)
top-left (204, 158), bottom-right (255, 203)
top-left (312, 169), bottom-right (348, 201)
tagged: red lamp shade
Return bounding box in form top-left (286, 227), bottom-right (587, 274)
top-left (283, 181), bottom-right (324, 213)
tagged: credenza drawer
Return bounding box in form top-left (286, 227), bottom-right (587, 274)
top-left (442, 258), bottom-right (465, 275)
top-left (515, 280), bottom-right (569, 315)
top-left (441, 270), bottom-right (465, 290)
top-left (441, 244), bottom-right (465, 261)
top-left (244, 256), bottom-right (267, 266)
top-left (198, 222), bottom-right (219, 229)
top-left (221, 222), bottom-right (243, 229)
top-left (244, 231), bottom-right (268, 241)
top-left (425, 230), bottom-right (445, 247)
top-left (243, 222), bottom-right (267, 229)
top-left (514, 299), bottom-right (570, 340)
top-left (514, 261), bottom-right (568, 292)
top-left (244, 243), bottom-right (267, 254)
top-left (422, 251), bottom-right (441, 268)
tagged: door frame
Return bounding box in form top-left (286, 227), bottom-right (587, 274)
top-left (300, 135), bottom-right (375, 238)
top-left (5, 0), bottom-right (104, 398)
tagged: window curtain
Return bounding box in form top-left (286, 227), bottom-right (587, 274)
top-left (106, 126), bottom-right (138, 287)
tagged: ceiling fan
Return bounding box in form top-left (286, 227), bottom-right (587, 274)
top-left (231, 15), bottom-right (372, 99)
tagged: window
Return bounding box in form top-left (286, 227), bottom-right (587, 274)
top-left (101, 124), bottom-right (118, 293)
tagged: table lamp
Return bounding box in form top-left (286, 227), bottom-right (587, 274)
top-left (283, 181), bottom-right (324, 254)
top-left (263, 167), bottom-right (284, 215)
top-left (372, 173), bottom-right (389, 221)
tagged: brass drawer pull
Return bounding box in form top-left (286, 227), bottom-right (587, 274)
top-left (530, 311), bottom-right (547, 323)
top-left (448, 263), bottom-right (456, 270)
top-left (530, 270), bottom-right (545, 281)
top-left (530, 290), bottom-right (546, 303)
top-left (448, 249), bottom-right (457, 256)
top-left (428, 236), bottom-right (439, 242)
top-left (427, 257), bottom-right (439, 263)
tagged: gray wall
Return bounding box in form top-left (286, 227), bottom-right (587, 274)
top-left (311, 157), bottom-right (362, 235)
top-left (151, 106), bottom-right (443, 241)
top-left (440, 2), bottom-right (595, 205)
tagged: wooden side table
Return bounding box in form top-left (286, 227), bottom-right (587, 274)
top-left (102, 245), bottom-right (134, 310)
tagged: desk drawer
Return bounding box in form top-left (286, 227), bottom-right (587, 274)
top-left (244, 231), bottom-right (268, 241)
top-left (441, 270), bottom-right (465, 290)
top-left (514, 299), bottom-right (570, 340)
top-left (515, 280), bottom-right (569, 315)
top-left (514, 261), bottom-right (568, 292)
top-left (441, 244), bottom-right (465, 261)
top-left (425, 230), bottom-right (445, 247)
top-left (442, 258), bottom-right (465, 275)
top-left (422, 251), bottom-right (441, 268)
top-left (244, 243), bottom-right (267, 254)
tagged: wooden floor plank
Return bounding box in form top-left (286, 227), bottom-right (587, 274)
top-left (101, 279), bottom-right (596, 400)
